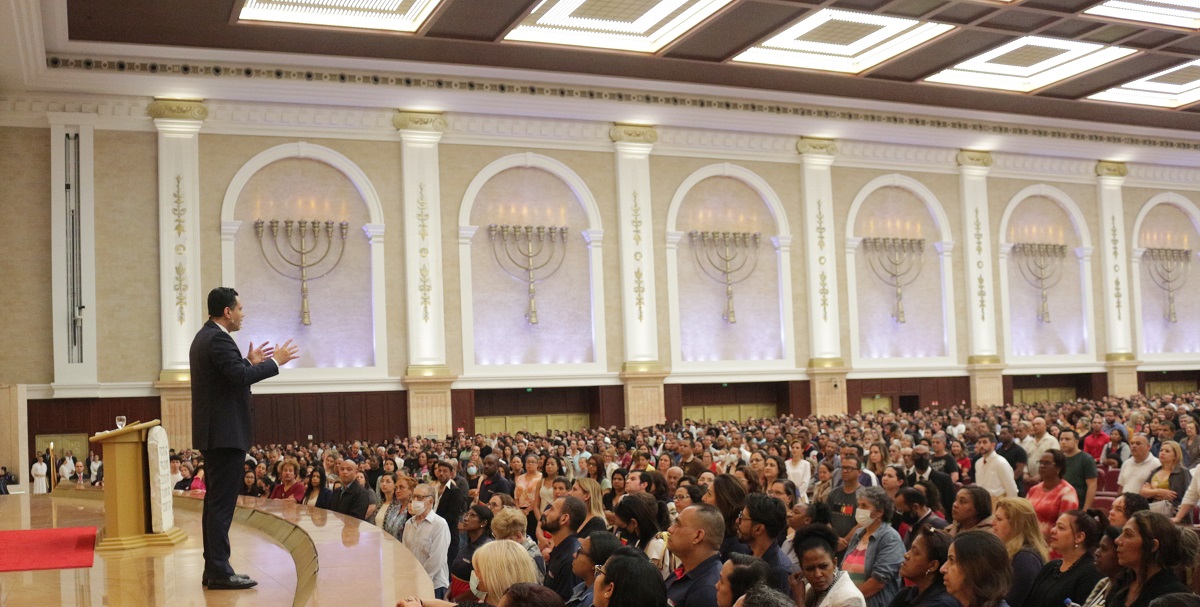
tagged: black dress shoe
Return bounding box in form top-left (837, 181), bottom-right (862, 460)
top-left (205, 574), bottom-right (258, 590)
top-left (202, 573), bottom-right (252, 587)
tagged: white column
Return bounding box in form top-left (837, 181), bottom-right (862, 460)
top-left (1096, 161), bottom-right (1134, 358)
top-left (610, 125), bottom-right (660, 363)
top-left (149, 100), bottom-right (207, 381)
top-left (797, 139), bottom-right (842, 364)
top-left (957, 151), bottom-right (1000, 363)
top-left (48, 112), bottom-right (98, 396)
top-left (395, 112), bottom-right (450, 371)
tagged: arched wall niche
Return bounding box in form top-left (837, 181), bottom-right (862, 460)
top-left (664, 163), bottom-right (796, 372)
top-left (844, 174), bottom-right (957, 369)
top-left (997, 184), bottom-right (1094, 363)
top-left (219, 142), bottom-right (389, 378)
top-left (457, 153), bottom-right (608, 377)
top-left (1131, 193), bottom-right (1200, 358)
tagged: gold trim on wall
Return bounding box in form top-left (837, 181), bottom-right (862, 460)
top-left (147, 99), bottom-right (208, 120)
top-left (393, 111), bottom-right (447, 131)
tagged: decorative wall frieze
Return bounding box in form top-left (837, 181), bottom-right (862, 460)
top-left (394, 111), bottom-right (447, 132)
top-left (1096, 161), bottom-right (1129, 178)
top-left (797, 138), bottom-right (837, 155)
top-left (990, 153), bottom-right (1096, 182)
top-left (443, 114), bottom-right (612, 150)
top-left (1125, 163), bottom-right (1200, 188)
top-left (654, 127), bottom-right (797, 161)
top-left (957, 150), bottom-right (993, 167)
top-left (609, 124), bottom-right (657, 144)
top-left (834, 141), bottom-right (958, 172)
top-left (148, 99), bottom-right (207, 121)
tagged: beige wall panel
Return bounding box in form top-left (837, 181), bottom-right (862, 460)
top-left (0, 127), bottom-right (53, 384)
top-left (199, 134), bottom-right (405, 375)
top-left (94, 131), bottom-right (161, 382)
top-left (440, 144), bottom-right (618, 373)
top-left (833, 167), bottom-right (963, 362)
top-left (649, 155), bottom-right (806, 365)
top-left (988, 177), bottom-right (1104, 356)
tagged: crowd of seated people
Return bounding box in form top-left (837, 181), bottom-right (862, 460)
top-left (150, 392), bottom-right (1200, 607)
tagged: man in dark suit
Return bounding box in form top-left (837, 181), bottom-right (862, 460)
top-left (191, 287), bottom-right (298, 590)
top-left (905, 445), bottom-right (957, 521)
top-left (331, 458), bottom-right (371, 520)
top-left (434, 459), bottom-right (468, 563)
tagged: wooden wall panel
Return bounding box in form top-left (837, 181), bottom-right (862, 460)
top-left (452, 389), bottom-right (476, 436)
top-left (787, 381), bottom-right (811, 419)
top-left (844, 376), bottom-right (970, 416)
top-left (473, 387), bottom-right (592, 417)
top-left (27, 396), bottom-right (161, 462)
top-left (1008, 373), bottom-right (1105, 402)
top-left (247, 390), bottom-right (408, 445)
top-left (598, 385), bottom-right (625, 429)
top-left (1139, 370), bottom-right (1200, 396)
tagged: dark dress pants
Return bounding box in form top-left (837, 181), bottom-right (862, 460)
top-left (201, 448), bottom-right (246, 577)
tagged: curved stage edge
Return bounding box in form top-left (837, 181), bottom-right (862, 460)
top-left (0, 487), bottom-right (435, 606)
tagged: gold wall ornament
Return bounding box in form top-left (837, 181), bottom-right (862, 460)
top-left (956, 150), bottom-right (993, 167)
top-left (488, 224), bottom-right (570, 325)
top-left (1144, 248), bottom-right (1191, 323)
top-left (254, 218), bottom-right (350, 326)
top-left (1096, 161), bottom-right (1128, 177)
top-left (147, 99), bottom-right (208, 120)
top-left (393, 111), bottom-right (447, 132)
top-left (1012, 243), bottom-right (1068, 323)
top-left (609, 124), bottom-right (657, 144)
top-left (797, 138), bottom-right (837, 155)
top-left (861, 238), bottom-right (926, 324)
top-left (688, 230), bottom-right (762, 324)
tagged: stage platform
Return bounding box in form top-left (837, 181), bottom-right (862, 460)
top-left (0, 488), bottom-right (434, 606)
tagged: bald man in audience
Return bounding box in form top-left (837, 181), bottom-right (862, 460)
top-left (330, 458), bottom-right (370, 520)
top-left (666, 504), bottom-right (725, 607)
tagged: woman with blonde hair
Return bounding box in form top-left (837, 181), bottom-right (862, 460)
top-left (401, 539), bottom-right (539, 607)
top-left (568, 477), bottom-right (609, 537)
top-left (1141, 441), bottom-right (1191, 517)
top-left (490, 506), bottom-right (545, 583)
top-left (993, 497), bottom-right (1049, 607)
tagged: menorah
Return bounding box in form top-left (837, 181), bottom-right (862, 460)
top-left (1012, 243), bottom-right (1067, 323)
top-left (861, 238), bottom-right (925, 324)
top-left (1145, 248), bottom-right (1191, 323)
top-left (488, 224), bottom-right (570, 325)
top-left (255, 218), bottom-right (349, 326)
top-left (688, 230), bottom-right (761, 324)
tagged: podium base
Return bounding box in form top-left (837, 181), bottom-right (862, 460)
top-left (95, 527), bottom-right (188, 554)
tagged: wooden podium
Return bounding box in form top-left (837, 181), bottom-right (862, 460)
top-left (88, 419), bottom-right (187, 552)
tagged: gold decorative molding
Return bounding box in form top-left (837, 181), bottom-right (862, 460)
top-left (620, 361), bottom-right (667, 376)
top-left (1096, 161), bottom-right (1128, 177)
top-left (147, 99), bottom-right (208, 120)
top-left (157, 369), bottom-right (191, 383)
top-left (1105, 352), bottom-right (1136, 362)
top-left (797, 138), bottom-right (837, 155)
top-left (393, 111), bottom-right (447, 132)
top-left (808, 357), bottom-right (846, 369)
top-left (956, 150), bottom-right (993, 167)
top-left (416, 183), bottom-right (432, 322)
top-left (819, 271), bottom-right (829, 321)
top-left (171, 175), bottom-right (188, 325)
top-left (404, 365), bottom-right (455, 378)
top-left (610, 124), bottom-right (657, 144)
top-left (815, 202), bottom-right (827, 251)
top-left (967, 355), bottom-right (1002, 365)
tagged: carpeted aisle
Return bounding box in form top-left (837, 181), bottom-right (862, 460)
top-left (0, 526), bottom-right (96, 572)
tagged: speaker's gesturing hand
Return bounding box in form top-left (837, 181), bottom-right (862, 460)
top-left (272, 339), bottom-right (300, 366)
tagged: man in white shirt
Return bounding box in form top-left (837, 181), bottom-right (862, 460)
top-left (1171, 461), bottom-right (1200, 525)
top-left (973, 433), bottom-right (1019, 500)
top-left (1117, 434), bottom-right (1161, 495)
top-left (1023, 417), bottom-right (1061, 487)
top-left (402, 484), bottom-right (451, 598)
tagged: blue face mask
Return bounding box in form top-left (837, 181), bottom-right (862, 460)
top-left (467, 466), bottom-right (478, 475)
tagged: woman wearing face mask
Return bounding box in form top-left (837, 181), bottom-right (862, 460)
top-left (789, 524), bottom-right (866, 607)
top-left (449, 505), bottom-right (495, 600)
top-left (401, 539), bottom-right (539, 607)
top-left (888, 528), bottom-right (956, 607)
top-left (842, 487), bottom-right (905, 607)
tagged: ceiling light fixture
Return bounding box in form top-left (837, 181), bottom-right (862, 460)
top-left (925, 36), bottom-right (1136, 92)
top-left (731, 9), bottom-right (954, 74)
top-left (1084, 0), bottom-right (1200, 30)
top-left (1089, 59), bottom-right (1200, 107)
top-left (238, 0), bottom-right (443, 33)
top-left (504, 0), bottom-right (735, 53)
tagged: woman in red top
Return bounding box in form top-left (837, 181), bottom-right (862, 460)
top-left (1026, 450), bottom-right (1080, 544)
top-left (268, 457), bottom-right (306, 503)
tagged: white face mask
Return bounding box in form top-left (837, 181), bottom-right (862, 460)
top-left (410, 499), bottom-right (427, 516)
top-left (855, 508), bottom-right (874, 526)
top-left (470, 571), bottom-right (487, 600)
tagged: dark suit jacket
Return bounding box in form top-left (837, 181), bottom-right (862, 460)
top-left (331, 480), bottom-right (371, 520)
top-left (436, 477), bottom-right (468, 523)
top-left (906, 469), bottom-right (956, 520)
top-left (190, 320), bottom-right (279, 451)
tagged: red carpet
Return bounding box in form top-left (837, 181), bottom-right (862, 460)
top-left (0, 527), bottom-right (97, 572)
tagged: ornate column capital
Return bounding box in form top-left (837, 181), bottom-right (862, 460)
top-left (1096, 161), bottom-right (1128, 177)
top-left (956, 150), bottom-right (993, 167)
top-left (609, 124), bottom-right (658, 144)
top-left (797, 137), bottom-right (837, 155)
top-left (147, 99), bottom-right (208, 120)
top-left (393, 111), bottom-right (447, 132)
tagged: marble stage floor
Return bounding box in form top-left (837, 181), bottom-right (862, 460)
top-left (0, 491), bottom-right (434, 607)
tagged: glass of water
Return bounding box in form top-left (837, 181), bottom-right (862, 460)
top-left (116, 416), bottom-right (126, 429)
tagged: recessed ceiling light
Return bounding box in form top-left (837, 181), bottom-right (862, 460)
top-left (1089, 59), bottom-right (1200, 107)
top-left (925, 36), bottom-right (1136, 92)
top-left (504, 0), bottom-right (736, 53)
top-left (238, 0), bottom-right (443, 33)
top-left (731, 9), bottom-right (954, 74)
top-left (1084, 1), bottom-right (1200, 30)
